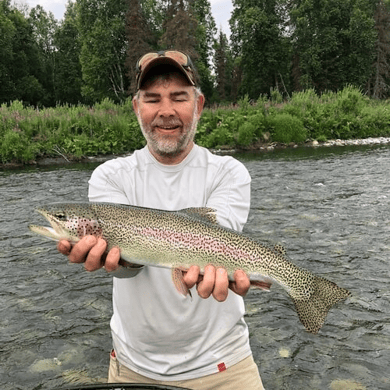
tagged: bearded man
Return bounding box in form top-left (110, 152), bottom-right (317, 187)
top-left (58, 50), bottom-right (264, 390)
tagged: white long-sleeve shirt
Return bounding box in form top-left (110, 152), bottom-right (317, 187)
top-left (88, 144), bottom-right (252, 381)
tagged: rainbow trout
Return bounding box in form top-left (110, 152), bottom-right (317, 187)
top-left (29, 202), bottom-right (350, 334)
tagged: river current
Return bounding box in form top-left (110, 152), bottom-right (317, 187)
top-left (1, 144), bottom-right (389, 390)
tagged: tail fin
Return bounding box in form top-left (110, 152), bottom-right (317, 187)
top-left (292, 276), bottom-right (351, 334)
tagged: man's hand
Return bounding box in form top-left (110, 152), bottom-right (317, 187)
top-left (183, 265), bottom-right (250, 302)
top-left (57, 236), bottom-right (121, 272)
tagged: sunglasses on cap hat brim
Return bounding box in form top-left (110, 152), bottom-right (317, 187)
top-left (135, 50), bottom-right (196, 90)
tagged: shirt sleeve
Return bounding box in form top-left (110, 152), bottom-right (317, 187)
top-left (206, 157), bottom-right (251, 233)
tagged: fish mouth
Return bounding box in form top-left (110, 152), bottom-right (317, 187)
top-left (28, 208), bottom-right (74, 242)
top-left (28, 224), bottom-right (60, 241)
top-left (37, 207), bottom-right (63, 231)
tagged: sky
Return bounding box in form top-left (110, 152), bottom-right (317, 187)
top-left (12, 0), bottom-right (234, 37)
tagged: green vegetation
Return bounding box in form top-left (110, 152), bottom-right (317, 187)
top-left (1, 86), bottom-right (390, 165)
top-left (0, 98), bottom-right (145, 164)
top-left (2, 0), bottom-right (390, 107)
top-left (196, 86), bottom-right (390, 149)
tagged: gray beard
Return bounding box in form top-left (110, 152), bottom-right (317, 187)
top-left (144, 124), bottom-right (196, 157)
top-left (139, 107), bottom-right (198, 158)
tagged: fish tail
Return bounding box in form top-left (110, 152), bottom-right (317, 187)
top-left (292, 276), bottom-right (351, 334)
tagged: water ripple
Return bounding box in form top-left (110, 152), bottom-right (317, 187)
top-left (1, 145), bottom-right (390, 389)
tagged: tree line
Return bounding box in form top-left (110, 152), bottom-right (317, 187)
top-left (1, 0), bottom-right (390, 108)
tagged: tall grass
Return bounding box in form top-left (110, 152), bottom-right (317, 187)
top-left (0, 98), bottom-right (144, 163)
top-left (1, 86), bottom-right (390, 164)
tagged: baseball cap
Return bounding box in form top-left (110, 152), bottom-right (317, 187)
top-left (135, 50), bottom-right (197, 90)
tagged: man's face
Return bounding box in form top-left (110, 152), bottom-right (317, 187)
top-left (133, 73), bottom-right (204, 164)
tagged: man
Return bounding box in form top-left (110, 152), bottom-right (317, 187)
top-left (58, 50), bottom-right (264, 389)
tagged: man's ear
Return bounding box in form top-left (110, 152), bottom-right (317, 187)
top-left (196, 93), bottom-right (205, 119)
top-left (132, 95), bottom-right (139, 117)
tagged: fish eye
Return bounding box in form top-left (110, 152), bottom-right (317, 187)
top-left (54, 213), bottom-right (67, 221)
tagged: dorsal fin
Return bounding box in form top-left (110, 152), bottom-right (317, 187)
top-left (178, 207), bottom-right (218, 224)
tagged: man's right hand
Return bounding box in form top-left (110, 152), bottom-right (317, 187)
top-left (57, 236), bottom-right (121, 272)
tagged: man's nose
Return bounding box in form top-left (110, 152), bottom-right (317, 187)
top-left (158, 99), bottom-right (176, 117)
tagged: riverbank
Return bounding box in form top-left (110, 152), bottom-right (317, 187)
top-left (2, 136), bottom-right (390, 170)
top-left (2, 86), bottom-right (390, 166)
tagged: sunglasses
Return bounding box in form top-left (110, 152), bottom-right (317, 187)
top-left (135, 50), bottom-right (196, 88)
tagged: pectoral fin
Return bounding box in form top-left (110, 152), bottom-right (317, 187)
top-left (171, 268), bottom-right (192, 298)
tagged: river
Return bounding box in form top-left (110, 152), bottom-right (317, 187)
top-left (1, 144), bottom-right (389, 390)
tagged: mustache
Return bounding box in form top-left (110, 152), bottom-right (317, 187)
top-left (151, 118), bottom-right (183, 129)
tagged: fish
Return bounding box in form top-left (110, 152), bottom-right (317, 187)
top-left (28, 202), bottom-right (351, 334)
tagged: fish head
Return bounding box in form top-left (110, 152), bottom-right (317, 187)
top-left (29, 203), bottom-right (102, 243)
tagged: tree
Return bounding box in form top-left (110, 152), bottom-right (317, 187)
top-left (290, 0), bottom-right (377, 92)
top-left (141, 0), bottom-right (169, 46)
top-left (368, 0), bottom-right (390, 98)
top-left (215, 30), bottom-right (227, 101)
top-left (125, 0), bottom-right (153, 96)
top-left (0, 0), bottom-right (16, 103)
top-left (77, 0), bottom-right (129, 103)
top-left (54, 1), bottom-right (83, 104)
top-left (230, 0), bottom-right (291, 99)
top-left (0, 0), bottom-right (46, 105)
top-left (214, 29), bottom-right (235, 102)
top-left (28, 5), bottom-right (58, 106)
top-left (159, 0), bottom-right (199, 57)
top-left (191, 0), bottom-right (217, 102)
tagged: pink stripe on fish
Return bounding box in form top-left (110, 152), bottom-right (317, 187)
top-left (135, 226), bottom-right (257, 262)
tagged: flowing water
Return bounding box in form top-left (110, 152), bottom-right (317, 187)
top-left (1, 145), bottom-right (389, 390)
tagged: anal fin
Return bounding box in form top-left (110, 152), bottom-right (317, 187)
top-left (250, 280), bottom-right (272, 291)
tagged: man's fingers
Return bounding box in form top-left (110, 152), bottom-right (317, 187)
top-left (68, 235), bottom-right (97, 263)
top-left (229, 270), bottom-right (250, 297)
top-left (197, 265), bottom-right (216, 299)
top-left (104, 247), bottom-right (121, 272)
top-left (57, 235), bottom-right (121, 273)
top-left (185, 266), bottom-right (243, 301)
top-left (212, 268), bottom-right (229, 302)
top-left (84, 237), bottom-right (107, 271)
top-left (57, 239), bottom-right (71, 255)
top-left (182, 265), bottom-right (201, 289)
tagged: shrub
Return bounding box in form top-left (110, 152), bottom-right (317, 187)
top-left (247, 113), bottom-right (265, 137)
top-left (0, 129), bottom-right (39, 162)
top-left (237, 122), bottom-right (256, 146)
top-left (270, 88), bottom-right (283, 104)
top-left (267, 113), bottom-right (307, 144)
top-left (201, 124), bottom-right (234, 148)
top-left (336, 85), bottom-right (366, 115)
